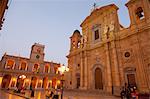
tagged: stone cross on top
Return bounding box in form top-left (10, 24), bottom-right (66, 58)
top-left (93, 3), bottom-right (97, 10)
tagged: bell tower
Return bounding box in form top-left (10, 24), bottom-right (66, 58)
top-left (126, 0), bottom-right (150, 26)
top-left (70, 30), bottom-right (82, 51)
top-left (30, 43), bottom-right (45, 61)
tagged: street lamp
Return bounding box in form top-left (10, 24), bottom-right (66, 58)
top-left (58, 64), bottom-right (69, 99)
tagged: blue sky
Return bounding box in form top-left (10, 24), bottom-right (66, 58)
top-left (0, 0), bottom-right (130, 65)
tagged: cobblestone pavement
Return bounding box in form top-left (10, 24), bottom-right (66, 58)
top-left (2, 89), bottom-right (120, 99)
top-left (0, 90), bottom-right (24, 99)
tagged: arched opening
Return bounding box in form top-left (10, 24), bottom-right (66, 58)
top-left (20, 62), bottom-right (27, 70)
top-left (33, 64), bottom-right (39, 73)
top-left (45, 65), bottom-right (49, 73)
top-left (16, 75), bottom-right (26, 90)
top-left (95, 68), bottom-right (103, 89)
top-left (42, 77), bottom-right (48, 89)
top-left (52, 78), bottom-right (57, 89)
top-left (1, 75), bottom-right (11, 88)
top-left (136, 7), bottom-right (145, 20)
top-left (30, 77), bottom-right (37, 89)
top-left (5, 60), bottom-right (14, 69)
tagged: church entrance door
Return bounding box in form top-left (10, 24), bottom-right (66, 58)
top-left (95, 68), bottom-right (103, 89)
top-left (127, 74), bottom-right (136, 86)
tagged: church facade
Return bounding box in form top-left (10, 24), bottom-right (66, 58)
top-left (0, 43), bottom-right (62, 90)
top-left (66, 0), bottom-right (150, 95)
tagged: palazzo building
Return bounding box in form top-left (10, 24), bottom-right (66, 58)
top-left (66, 0), bottom-right (150, 95)
top-left (0, 43), bottom-right (62, 90)
top-left (0, 0), bottom-right (8, 30)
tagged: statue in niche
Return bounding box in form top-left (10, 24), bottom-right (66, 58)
top-left (104, 25), bottom-right (110, 39)
top-left (109, 21), bottom-right (115, 31)
top-left (83, 35), bottom-right (88, 43)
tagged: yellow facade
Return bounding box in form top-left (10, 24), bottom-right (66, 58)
top-left (0, 43), bottom-right (61, 90)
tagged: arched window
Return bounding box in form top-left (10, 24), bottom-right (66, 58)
top-left (33, 64), bottom-right (39, 73)
top-left (20, 62), bottom-right (27, 70)
top-left (5, 60), bottom-right (14, 69)
top-left (136, 7), bottom-right (145, 20)
top-left (45, 65), bottom-right (49, 73)
top-left (77, 41), bottom-right (81, 48)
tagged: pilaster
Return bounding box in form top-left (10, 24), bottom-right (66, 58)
top-left (105, 43), bottom-right (112, 94)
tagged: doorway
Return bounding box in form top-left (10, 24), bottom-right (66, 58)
top-left (95, 68), bottom-right (103, 89)
top-left (30, 77), bottom-right (37, 89)
top-left (76, 77), bottom-right (80, 89)
top-left (1, 75), bottom-right (11, 88)
top-left (42, 77), bottom-right (48, 89)
top-left (127, 74), bottom-right (136, 86)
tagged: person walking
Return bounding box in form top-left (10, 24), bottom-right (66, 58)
top-left (120, 87), bottom-right (126, 99)
top-left (30, 85), bottom-right (34, 97)
top-left (125, 83), bottom-right (131, 99)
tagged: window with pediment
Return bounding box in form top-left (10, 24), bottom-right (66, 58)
top-left (5, 60), bottom-right (14, 69)
top-left (20, 62), bottom-right (27, 70)
top-left (94, 29), bottom-right (99, 40)
top-left (92, 24), bottom-right (101, 42)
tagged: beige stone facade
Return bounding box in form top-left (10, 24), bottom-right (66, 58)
top-left (67, 0), bottom-right (150, 95)
top-left (0, 43), bottom-right (62, 90)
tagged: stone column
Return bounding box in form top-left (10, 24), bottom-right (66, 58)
top-left (80, 52), bottom-right (84, 89)
top-left (84, 51), bottom-right (88, 89)
top-left (112, 41), bottom-right (121, 95)
top-left (9, 78), bottom-right (13, 88)
top-left (105, 43), bottom-right (112, 93)
top-left (28, 77), bottom-right (32, 89)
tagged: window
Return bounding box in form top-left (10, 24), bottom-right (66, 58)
top-left (72, 41), bottom-right (76, 49)
top-left (20, 62), bottom-right (27, 70)
top-left (77, 41), bottom-right (81, 48)
top-left (136, 7), bottom-right (145, 20)
top-left (45, 65), bottom-right (49, 73)
top-left (124, 52), bottom-right (130, 58)
top-left (5, 60), bottom-right (14, 69)
top-left (94, 30), bottom-right (99, 40)
top-left (33, 64), bottom-right (39, 73)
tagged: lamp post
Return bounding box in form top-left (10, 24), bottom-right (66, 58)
top-left (58, 64), bottom-right (69, 99)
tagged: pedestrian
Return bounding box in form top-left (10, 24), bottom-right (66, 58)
top-left (31, 89), bottom-right (34, 97)
top-left (120, 87), bottom-right (125, 99)
top-left (131, 89), bottom-right (138, 99)
top-left (46, 90), bottom-right (54, 99)
top-left (30, 85), bottom-right (34, 97)
top-left (125, 83), bottom-right (131, 99)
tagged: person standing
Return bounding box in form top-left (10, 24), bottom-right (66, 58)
top-left (125, 83), bottom-right (131, 99)
top-left (30, 84), bottom-right (34, 97)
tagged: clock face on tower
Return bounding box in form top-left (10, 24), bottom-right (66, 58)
top-left (36, 54), bottom-right (40, 59)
